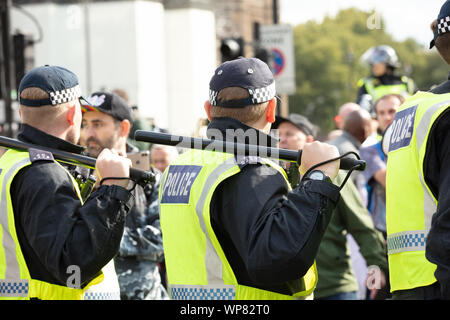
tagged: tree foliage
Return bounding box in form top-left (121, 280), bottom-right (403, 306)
top-left (288, 8), bottom-right (448, 137)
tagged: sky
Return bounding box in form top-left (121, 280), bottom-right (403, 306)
top-left (279, 0), bottom-right (444, 48)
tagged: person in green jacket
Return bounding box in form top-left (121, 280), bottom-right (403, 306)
top-left (315, 172), bottom-right (388, 300)
top-left (274, 113), bottom-right (388, 300)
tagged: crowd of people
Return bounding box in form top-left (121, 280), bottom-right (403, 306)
top-left (1, 1), bottom-right (449, 301)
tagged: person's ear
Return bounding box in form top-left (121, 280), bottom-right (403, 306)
top-left (204, 100), bottom-right (212, 121)
top-left (120, 119), bottom-right (131, 137)
top-left (364, 122), bottom-right (372, 139)
top-left (265, 97), bottom-right (277, 123)
top-left (66, 104), bottom-right (76, 126)
top-left (334, 115), bottom-right (342, 128)
top-left (431, 19), bottom-right (438, 32)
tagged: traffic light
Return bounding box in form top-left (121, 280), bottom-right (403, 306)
top-left (13, 32), bottom-right (34, 93)
top-left (13, 33), bottom-right (26, 92)
top-left (220, 37), bottom-right (244, 62)
top-left (252, 21), bottom-right (272, 65)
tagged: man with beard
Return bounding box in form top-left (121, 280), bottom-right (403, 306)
top-left (81, 91), bottom-right (167, 300)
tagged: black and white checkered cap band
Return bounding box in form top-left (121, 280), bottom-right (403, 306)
top-left (49, 85), bottom-right (81, 106)
top-left (209, 89), bottom-right (219, 106)
top-left (438, 16), bottom-right (450, 35)
top-left (249, 82), bottom-right (276, 104)
top-left (209, 82), bottom-right (276, 106)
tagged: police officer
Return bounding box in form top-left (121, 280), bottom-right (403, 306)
top-left (0, 66), bottom-right (133, 300)
top-left (81, 91), bottom-right (167, 300)
top-left (357, 45), bottom-right (416, 110)
top-left (385, 1), bottom-right (450, 299)
top-left (159, 57), bottom-right (341, 300)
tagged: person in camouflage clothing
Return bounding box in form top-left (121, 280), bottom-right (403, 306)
top-left (114, 166), bottom-right (168, 300)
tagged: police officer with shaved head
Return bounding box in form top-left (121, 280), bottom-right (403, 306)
top-left (385, 1), bottom-right (450, 300)
top-left (0, 66), bottom-right (133, 300)
top-left (159, 57), bottom-right (343, 300)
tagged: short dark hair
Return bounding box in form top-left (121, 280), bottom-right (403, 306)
top-left (211, 87), bottom-right (268, 124)
top-left (373, 94), bottom-right (405, 114)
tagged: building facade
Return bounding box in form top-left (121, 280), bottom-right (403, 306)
top-left (11, 0), bottom-right (279, 136)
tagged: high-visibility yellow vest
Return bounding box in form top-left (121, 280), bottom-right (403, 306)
top-left (386, 91), bottom-right (450, 292)
top-left (358, 76), bottom-right (414, 102)
top-left (0, 148), bottom-right (118, 300)
top-left (159, 149), bottom-right (317, 300)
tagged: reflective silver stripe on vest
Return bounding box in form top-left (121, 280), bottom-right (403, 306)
top-left (1, 158), bottom-right (30, 297)
top-left (416, 99), bottom-right (450, 234)
top-left (0, 280), bottom-right (29, 297)
top-left (170, 284), bottom-right (235, 300)
top-left (195, 158), bottom-right (237, 285)
top-left (387, 230), bottom-right (426, 254)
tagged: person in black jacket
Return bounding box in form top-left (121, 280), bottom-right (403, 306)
top-left (416, 2), bottom-right (450, 300)
top-left (5, 65), bottom-right (134, 299)
top-left (381, 3), bottom-right (450, 300)
top-left (201, 58), bottom-right (342, 298)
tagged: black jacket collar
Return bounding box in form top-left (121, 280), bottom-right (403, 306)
top-left (373, 73), bottom-right (403, 85)
top-left (17, 124), bottom-right (85, 155)
top-left (429, 72), bottom-right (450, 94)
top-left (207, 117), bottom-right (279, 148)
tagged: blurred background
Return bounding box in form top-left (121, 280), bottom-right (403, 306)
top-left (0, 0), bottom-right (446, 139)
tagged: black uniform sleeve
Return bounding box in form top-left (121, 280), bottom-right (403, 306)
top-left (11, 161), bottom-right (133, 287)
top-left (210, 163), bottom-right (339, 286)
top-left (424, 110), bottom-right (450, 299)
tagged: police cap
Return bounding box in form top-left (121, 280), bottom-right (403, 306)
top-left (209, 57), bottom-right (276, 108)
top-left (430, 0), bottom-right (450, 49)
top-left (18, 65), bottom-right (90, 107)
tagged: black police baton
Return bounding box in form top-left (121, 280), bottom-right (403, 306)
top-left (0, 135), bottom-right (155, 185)
top-left (134, 130), bottom-right (366, 171)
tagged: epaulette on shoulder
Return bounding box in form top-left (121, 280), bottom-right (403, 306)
top-left (235, 155), bottom-right (263, 169)
top-left (28, 148), bottom-right (55, 163)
